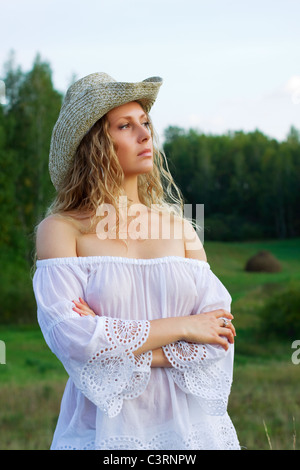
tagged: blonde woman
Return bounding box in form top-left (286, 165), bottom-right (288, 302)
top-left (33, 73), bottom-right (240, 450)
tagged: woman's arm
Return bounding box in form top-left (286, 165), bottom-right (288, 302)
top-left (73, 298), bottom-right (235, 361)
top-left (72, 299), bottom-right (173, 367)
top-left (151, 348), bottom-right (173, 368)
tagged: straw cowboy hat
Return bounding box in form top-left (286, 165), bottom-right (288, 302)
top-left (49, 72), bottom-right (163, 190)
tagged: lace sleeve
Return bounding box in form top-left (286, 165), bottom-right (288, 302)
top-left (77, 317), bottom-right (152, 417)
top-left (33, 262), bottom-right (152, 418)
top-left (162, 263), bottom-right (234, 416)
top-left (162, 341), bottom-right (233, 415)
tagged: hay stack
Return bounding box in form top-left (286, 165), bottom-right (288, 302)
top-left (245, 250), bottom-right (281, 273)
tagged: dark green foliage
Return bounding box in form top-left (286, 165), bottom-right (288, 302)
top-left (259, 283), bottom-right (300, 339)
top-left (0, 52), bottom-right (62, 324)
top-left (163, 126), bottom-right (300, 242)
top-left (1, 52), bottom-right (62, 266)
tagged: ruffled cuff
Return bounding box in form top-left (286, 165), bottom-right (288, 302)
top-left (80, 318), bottom-right (152, 417)
top-left (163, 341), bottom-right (233, 416)
top-left (162, 341), bottom-right (207, 370)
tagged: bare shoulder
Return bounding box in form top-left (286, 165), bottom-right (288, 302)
top-left (182, 218), bottom-right (207, 262)
top-left (36, 214), bottom-right (79, 260)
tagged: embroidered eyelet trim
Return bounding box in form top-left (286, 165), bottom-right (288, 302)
top-left (170, 363), bottom-right (231, 416)
top-left (55, 416), bottom-right (240, 450)
top-left (162, 341), bottom-right (233, 416)
top-left (80, 318), bottom-right (151, 417)
top-left (162, 341), bottom-right (207, 370)
top-left (105, 317), bottom-right (150, 352)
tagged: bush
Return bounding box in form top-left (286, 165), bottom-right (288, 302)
top-left (259, 283), bottom-right (300, 339)
top-left (0, 250), bottom-right (37, 324)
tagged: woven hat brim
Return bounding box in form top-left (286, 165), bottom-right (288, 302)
top-left (49, 77), bottom-right (162, 190)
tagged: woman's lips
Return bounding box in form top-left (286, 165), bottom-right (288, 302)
top-left (138, 148), bottom-right (152, 157)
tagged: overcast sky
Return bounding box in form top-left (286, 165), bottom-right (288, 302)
top-left (1, 0), bottom-right (300, 141)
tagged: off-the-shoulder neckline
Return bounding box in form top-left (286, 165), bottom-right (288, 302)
top-left (36, 255), bottom-right (210, 268)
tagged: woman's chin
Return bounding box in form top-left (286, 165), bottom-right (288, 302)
top-left (136, 161), bottom-right (154, 175)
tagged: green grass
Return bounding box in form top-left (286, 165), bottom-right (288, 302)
top-left (230, 361), bottom-right (300, 450)
top-left (0, 324), bottom-right (66, 385)
top-left (0, 237), bottom-right (300, 449)
top-left (205, 238), bottom-right (300, 450)
top-left (0, 324), bottom-right (67, 450)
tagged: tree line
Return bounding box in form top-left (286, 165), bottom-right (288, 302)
top-left (164, 126), bottom-right (300, 242)
top-left (1, 52), bottom-right (299, 272)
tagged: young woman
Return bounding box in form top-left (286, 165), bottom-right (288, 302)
top-left (33, 72), bottom-right (240, 450)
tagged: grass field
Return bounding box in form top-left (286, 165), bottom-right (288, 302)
top-left (0, 238), bottom-right (299, 450)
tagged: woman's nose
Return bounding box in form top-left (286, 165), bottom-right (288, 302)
top-left (137, 124), bottom-right (151, 142)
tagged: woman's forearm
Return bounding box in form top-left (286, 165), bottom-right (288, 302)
top-left (133, 309), bottom-right (235, 357)
top-left (133, 317), bottom-right (186, 357)
top-left (151, 348), bottom-right (173, 368)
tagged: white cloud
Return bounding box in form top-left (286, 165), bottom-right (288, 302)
top-left (284, 76), bottom-right (300, 105)
top-left (187, 113), bottom-right (226, 134)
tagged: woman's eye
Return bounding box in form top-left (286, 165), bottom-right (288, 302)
top-left (118, 121), bottom-right (150, 130)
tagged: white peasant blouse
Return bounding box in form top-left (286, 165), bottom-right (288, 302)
top-left (32, 256), bottom-right (240, 450)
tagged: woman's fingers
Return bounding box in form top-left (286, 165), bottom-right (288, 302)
top-left (213, 309), bottom-right (234, 320)
top-left (218, 318), bottom-right (236, 337)
top-left (72, 300), bottom-right (89, 313)
top-left (72, 298), bottom-right (96, 317)
top-left (208, 309), bottom-right (237, 347)
top-left (219, 326), bottom-right (235, 344)
top-left (212, 310), bottom-right (236, 337)
top-left (215, 335), bottom-right (230, 350)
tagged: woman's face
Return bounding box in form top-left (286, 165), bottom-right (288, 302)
top-left (106, 101), bottom-right (153, 177)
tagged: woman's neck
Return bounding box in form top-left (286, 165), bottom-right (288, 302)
top-left (122, 175), bottom-right (141, 205)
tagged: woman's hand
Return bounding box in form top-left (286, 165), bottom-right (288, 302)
top-left (72, 298), bottom-right (96, 317)
top-left (181, 309), bottom-right (236, 351)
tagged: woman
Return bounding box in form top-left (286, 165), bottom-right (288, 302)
top-left (33, 72), bottom-right (240, 450)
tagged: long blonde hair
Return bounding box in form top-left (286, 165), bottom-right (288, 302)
top-left (45, 106), bottom-right (185, 233)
